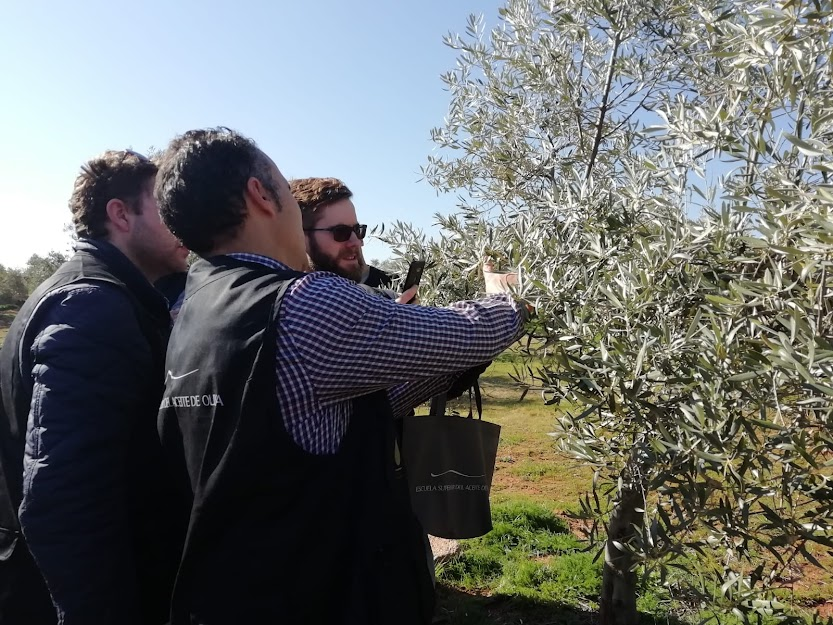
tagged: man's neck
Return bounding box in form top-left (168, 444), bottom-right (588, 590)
top-left (102, 237), bottom-right (161, 283)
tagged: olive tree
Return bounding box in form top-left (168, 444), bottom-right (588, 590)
top-left (381, 0), bottom-right (833, 622)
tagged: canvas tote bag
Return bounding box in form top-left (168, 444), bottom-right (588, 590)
top-left (401, 384), bottom-right (501, 539)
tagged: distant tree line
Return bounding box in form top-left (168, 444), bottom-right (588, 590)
top-left (0, 252), bottom-right (68, 307)
top-left (1, 253), bottom-right (398, 309)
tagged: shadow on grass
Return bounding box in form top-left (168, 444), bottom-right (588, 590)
top-left (436, 585), bottom-right (688, 625)
top-left (435, 584), bottom-right (592, 625)
top-left (479, 374), bottom-right (526, 388)
top-left (446, 390), bottom-right (544, 411)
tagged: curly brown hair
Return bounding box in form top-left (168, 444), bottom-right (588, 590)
top-left (289, 177), bottom-right (353, 229)
top-left (69, 150), bottom-right (158, 239)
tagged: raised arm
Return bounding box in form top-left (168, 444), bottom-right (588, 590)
top-left (279, 273), bottom-right (524, 405)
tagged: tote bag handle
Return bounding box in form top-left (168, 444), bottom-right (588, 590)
top-left (429, 393), bottom-right (446, 417)
top-left (466, 382), bottom-right (483, 419)
top-left (429, 381), bottom-right (483, 419)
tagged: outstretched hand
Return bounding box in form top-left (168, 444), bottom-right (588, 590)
top-left (483, 260), bottom-right (519, 294)
top-left (483, 261), bottom-right (534, 318)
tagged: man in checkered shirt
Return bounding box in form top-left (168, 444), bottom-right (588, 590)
top-left (154, 127), bottom-right (528, 625)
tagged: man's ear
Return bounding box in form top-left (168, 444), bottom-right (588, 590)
top-left (245, 177), bottom-right (279, 216)
top-left (105, 198), bottom-right (132, 234)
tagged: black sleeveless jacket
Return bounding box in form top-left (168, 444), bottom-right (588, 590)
top-left (160, 255), bottom-right (434, 625)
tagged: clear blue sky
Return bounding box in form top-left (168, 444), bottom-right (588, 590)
top-left (0, 0), bottom-right (502, 268)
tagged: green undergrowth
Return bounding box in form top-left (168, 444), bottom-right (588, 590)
top-left (437, 500), bottom-right (672, 617)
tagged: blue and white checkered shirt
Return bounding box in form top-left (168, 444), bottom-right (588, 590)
top-left (228, 253), bottom-right (524, 454)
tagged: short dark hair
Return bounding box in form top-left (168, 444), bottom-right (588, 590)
top-left (289, 177), bottom-right (353, 229)
top-left (69, 150), bottom-right (158, 239)
top-left (154, 127), bottom-right (279, 254)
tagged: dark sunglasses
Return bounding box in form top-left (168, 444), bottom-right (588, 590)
top-left (304, 223), bottom-right (367, 242)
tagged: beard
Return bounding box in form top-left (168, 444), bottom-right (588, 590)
top-left (307, 238), bottom-right (367, 282)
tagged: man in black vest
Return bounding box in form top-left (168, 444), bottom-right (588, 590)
top-left (290, 176), bottom-right (394, 289)
top-left (0, 150), bottom-right (189, 624)
top-left (154, 127), bottom-right (527, 625)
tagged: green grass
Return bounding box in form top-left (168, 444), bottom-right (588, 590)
top-left (508, 460), bottom-right (563, 480)
top-left (436, 500), bottom-right (675, 622)
top-left (438, 501), bottom-right (589, 596)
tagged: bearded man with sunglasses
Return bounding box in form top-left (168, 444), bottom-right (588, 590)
top-left (0, 150), bottom-right (189, 624)
top-left (291, 177), bottom-right (492, 593)
top-left (290, 177), bottom-right (393, 288)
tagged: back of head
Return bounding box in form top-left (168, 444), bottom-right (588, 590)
top-left (290, 177), bottom-right (352, 229)
top-left (154, 127), bottom-right (278, 255)
top-left (70, 150), bottom-right (158, 239)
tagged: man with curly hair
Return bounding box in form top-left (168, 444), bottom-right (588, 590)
top-left (0, 150), bottom-right (189, 624)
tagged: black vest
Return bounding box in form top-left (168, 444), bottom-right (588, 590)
top-left (0, 240), bottom-right (183, 625)
top-left (364, 265), bottom-right (394, 289)
top-left (161, 256), bottom-right (434, 625)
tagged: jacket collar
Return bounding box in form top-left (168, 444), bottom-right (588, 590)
top-left (74, 238), bottom-right (170, 321)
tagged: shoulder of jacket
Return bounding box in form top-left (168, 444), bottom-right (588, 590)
top-left (29, 282), bottom-right (136, 334)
